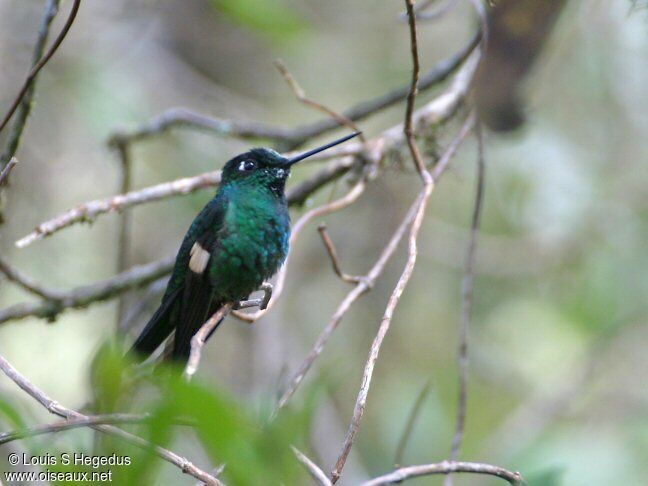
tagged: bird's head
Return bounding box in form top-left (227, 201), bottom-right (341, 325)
top-left (220, 132), bottom-right (361, 196)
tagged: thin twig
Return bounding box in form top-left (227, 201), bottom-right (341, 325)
top-left (445, 121), bottom-right (485, 486)
top-left (0, 254), bottom-right (64, 300)
top-left (184, 303), bottom-right (234, 380)
top-left (0, 353), bottom-right (222, 485)
top-left (113, 140), bottom-right (134, 328)
top-left (394, 379), bottom-right (433, 466)
top-left (403, 0), bottom-right (430, 180)
top-left (274, 59), bottom-right (364, 142)
top-left (292, 446), bottom-right (333, 486)
top-left (0, 255), bottom-right (175, 325)
top-left (317, 224), bottom-right (362, 283)
top-left (361, 461), bottom-right (525, 486)
top-left (0, 0), bottom-right (81, 142)
top-left (0, 157), bottom-right (18, 186)
top-left (0, 413), bottom-right (150, 445)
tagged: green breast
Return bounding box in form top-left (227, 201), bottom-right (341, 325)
top-left (209, 187), bottom-right (289, 301)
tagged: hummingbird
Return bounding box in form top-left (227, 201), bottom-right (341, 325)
top-left (131, 132), bottom-right (360, 362)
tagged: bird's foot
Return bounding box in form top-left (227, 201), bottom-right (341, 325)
top-left (234, 282), bottom-right (273, 312)
top-left (258, 282), bottom-right (273, 310)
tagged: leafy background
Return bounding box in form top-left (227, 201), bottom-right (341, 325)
top-left (0, 0), bottom-right (646, 484)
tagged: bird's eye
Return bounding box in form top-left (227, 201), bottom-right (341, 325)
top-left (238, 160), bottom-right (257, 172)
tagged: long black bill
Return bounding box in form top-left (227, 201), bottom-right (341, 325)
top-left (287, 132), bottom-right (361, 165)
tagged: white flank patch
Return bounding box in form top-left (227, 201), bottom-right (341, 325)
top-left (189, 242), bottom-right (210, 274)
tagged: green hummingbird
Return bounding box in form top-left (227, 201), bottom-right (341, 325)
top-left (131, 132), bottom-right (360, 362)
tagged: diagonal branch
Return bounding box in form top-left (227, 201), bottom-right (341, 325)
top-left (0, 255), bottom-right (174, 325)
top-left (292, 446), bottom-right (333, 486)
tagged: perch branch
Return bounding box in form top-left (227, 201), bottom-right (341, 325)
top-left (184, 303), bottom-right (234, 380)
top-left (361, 461), bottom-right (525, 486)
top-left (0, 353), bottom-right (222, 485)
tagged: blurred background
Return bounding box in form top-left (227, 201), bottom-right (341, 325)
top-left (0, 0), bottom-right (646, 484)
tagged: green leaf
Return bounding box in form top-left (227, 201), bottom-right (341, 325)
top-left (209, 0), bottom-right (304, 40)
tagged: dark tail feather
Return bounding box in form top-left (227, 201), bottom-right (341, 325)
top-left (171, 282), bottom-right (215, 361)
top-left (130, 288), bottom-right (182, 360)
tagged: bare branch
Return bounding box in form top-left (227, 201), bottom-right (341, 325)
top-left (0, 255), bottom-right (174, 325)
top-left (292, 446), bottom-right (333, 486)
top-left (184, 303), bottom-right (234, 380)
top-left (0, 353), bottom-right (223, 485)
top-left (0, 253), bottom-right (64, 300)
top-left (0, 0), bottom-right (80, 145)
top-left (108, 107), bottom-right (294, 147)
top-left (15, 171), bottom-right (221, 248)
top-left (316, 224), bottom-right (362, 284)
top-left (108, 34), bottom-right (478, 150)
top-left (361, 461), bottom-right (525, 486)
top-left (445, 121), bottom-right (485, 486)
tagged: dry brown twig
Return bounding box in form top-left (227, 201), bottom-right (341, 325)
top-left (274, 59), bottom-right (365, 142)
top-left (0, 353), bottom-right (223, 485)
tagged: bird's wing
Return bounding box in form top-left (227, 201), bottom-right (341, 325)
top-left (171, 196), bottom-right (229, 360)
top-left (131, 195), bottom-right (227, 360)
